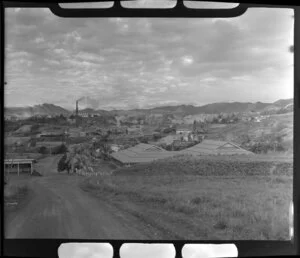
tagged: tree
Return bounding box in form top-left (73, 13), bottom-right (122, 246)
top-left (57, 154), bottom-right (68, 172)
top-left (38, 146), bottom-right (48, 154)
top-left (193, 120), bottom-right (197, 132)
top-left (52, 144), bottom-right (68, 154)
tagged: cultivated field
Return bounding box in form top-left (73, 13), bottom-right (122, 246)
top-left (83, 155), bottom-right (293, 240)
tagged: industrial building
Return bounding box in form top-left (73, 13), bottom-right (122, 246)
top-left (111, 140), bottom-right (253, 165)
top-left (110, 143), bottom-right (176, 165)
top-left (180, 139), bottom-right (254, 156)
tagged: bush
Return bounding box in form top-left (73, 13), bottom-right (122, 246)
top-left (52, 144), bottom-right (68, 154)
top-left (38, 146), bottom-right (48, 154)
top-left (249, 142), bottom-right (286, 154)
top-left (57, 154), bottom-right (68, 172)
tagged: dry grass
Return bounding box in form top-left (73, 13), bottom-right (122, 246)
top-left (4, 182), bottom-right (29, 207)
top-left (83, 157), bottom-right (292, 240)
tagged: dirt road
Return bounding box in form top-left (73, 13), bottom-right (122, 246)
top-left (6, 173), bottom-right (165, 239)
top-left (5, 155), bottom-right (184, 239)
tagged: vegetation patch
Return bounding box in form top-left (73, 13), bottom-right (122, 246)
top-left (4, 184), bottom-right (29, 209)
top-left (82, 156), bottom-right (292, 239)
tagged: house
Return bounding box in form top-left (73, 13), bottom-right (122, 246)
top-left (38, 130), bottom-right (65, 138)
top-left (79, 131), bottom-right (86, 137)
top-left (180, 139), bottom-right (254, 156)
top-left (36, 141), bottom-right (64, 148)
top-left (110, 144), bottom-right (122, 152)
top-left (68, 128), bottom-right (82, 137)
top-left (67, 118), bottom-right (76, 124)
top-left (158, 135), bottom-right (180, 145)
top-left (176, 124), bottom-right (192, 135)
top-left (110, 143), bottom-right (176, 165)
top-left (127, 126), bottom-right (142, 135)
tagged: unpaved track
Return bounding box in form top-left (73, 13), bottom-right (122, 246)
top-left (5, 156), bottom-right (162, 239)
top-left (5, 173), bottom-right (164, 239)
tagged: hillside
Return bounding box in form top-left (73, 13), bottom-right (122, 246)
top-left (5, 99), bottom-right (293, 119)
top-left (205, 112), bottom-right (293, 153)
top-left (5, 103), bottom-right (70, 118)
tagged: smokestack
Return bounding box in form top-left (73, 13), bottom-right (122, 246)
top-left (76, 100), bottom-right (78, 117)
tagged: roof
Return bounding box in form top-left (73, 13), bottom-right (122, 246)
top-left (36, 141), bottom-right (64, 147)
top-left (111, 140), bottom-right (254, 164)
top-left (158, 135), bottom-right (180, 145)
top-left (176, 124), bottom-right (193, 131)
top-left (5, 159), bottom-right (35, 164)
top-left (180, 139), bottom-right (254, 155)
top-left (111, 143), bottom-right (176, 164)
top-left (40, 131), bottom-right (64, 135)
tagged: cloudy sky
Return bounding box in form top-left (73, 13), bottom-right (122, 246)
top-left (5, 3), bottom-right (294, 110)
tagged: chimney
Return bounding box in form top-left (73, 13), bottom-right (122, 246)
top-left (76, 100), bottom-right (78, 117)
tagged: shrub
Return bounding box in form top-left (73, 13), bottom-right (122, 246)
top-left (52, 144), bottom-right (68, 154)
top-left (57, 154), bottom-right (68, 172)
top-left (38, 146), bottom-right (48, 154)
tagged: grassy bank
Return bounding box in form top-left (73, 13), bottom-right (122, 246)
top-left (4, 183), bottom-right (29, 208)
top-left (82, 156), bottom-right (292, 240)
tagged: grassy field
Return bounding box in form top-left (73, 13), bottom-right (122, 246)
top-left (205, 112), bottom-right (293, 151)
top-left (83, 155), bottom-right (292, 240)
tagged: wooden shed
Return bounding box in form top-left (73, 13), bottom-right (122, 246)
top-left (4, 158), bottom-right (35, 175)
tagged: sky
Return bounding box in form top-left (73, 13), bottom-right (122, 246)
top-left (5, 2), bottom-right (294, 110)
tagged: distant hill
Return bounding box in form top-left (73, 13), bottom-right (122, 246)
top-left (260, 98), bottom-right (293, 115)
top-left (5, 103), bottom-right (70, 118)
top-left (5, 99), bottom-right (293, 118)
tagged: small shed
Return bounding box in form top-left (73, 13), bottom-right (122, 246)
top-left (4, 158), bottom-right (35, 175)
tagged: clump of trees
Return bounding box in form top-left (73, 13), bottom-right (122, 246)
top-left (57, 143), bottom-right (94, 174)
top-left (38, 144), bottom-right (68, 155)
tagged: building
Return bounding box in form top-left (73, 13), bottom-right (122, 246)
top-left (68, 128), bottom-right (82, 138)
top-left (4, 158), bottom-right (35, 175)
top-left (176, 125), bottom-right (192, 135)
top-left (158, 135), bottom-right (180, 145)
top-left (180, 139), bottom-right (254, 156)
top-left (67, 118), bottom-right (76, 124)
top-left (110, 143), bottom-right (176, 165)
top-left (35, 141), bottom-right (64, 148)
top-left (110, 144), bottom-right (122, 152)
top-left (38, 130), bottom-right (65, 138)
top-left (127, 126), bottom-right (142, 135)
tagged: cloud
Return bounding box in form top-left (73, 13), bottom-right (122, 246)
top-left (5, 7), bottom-right (294, 109)
top-left (181, 55), bottom-right (194, 66)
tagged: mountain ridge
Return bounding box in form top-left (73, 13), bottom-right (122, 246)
top-left (5, 98), bottom-right (293, 118)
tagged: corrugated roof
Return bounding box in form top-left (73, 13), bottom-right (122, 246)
top-left (111, 143), bottom-right (176, 163)
top-left (5, 159), bottom-right (35, 164)
top-left (112, 140), bottom-right (254, 164)
top-left (36, 141), bottom-right (64, 147)
top-left (180, 139), bottom-right (253, 155)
